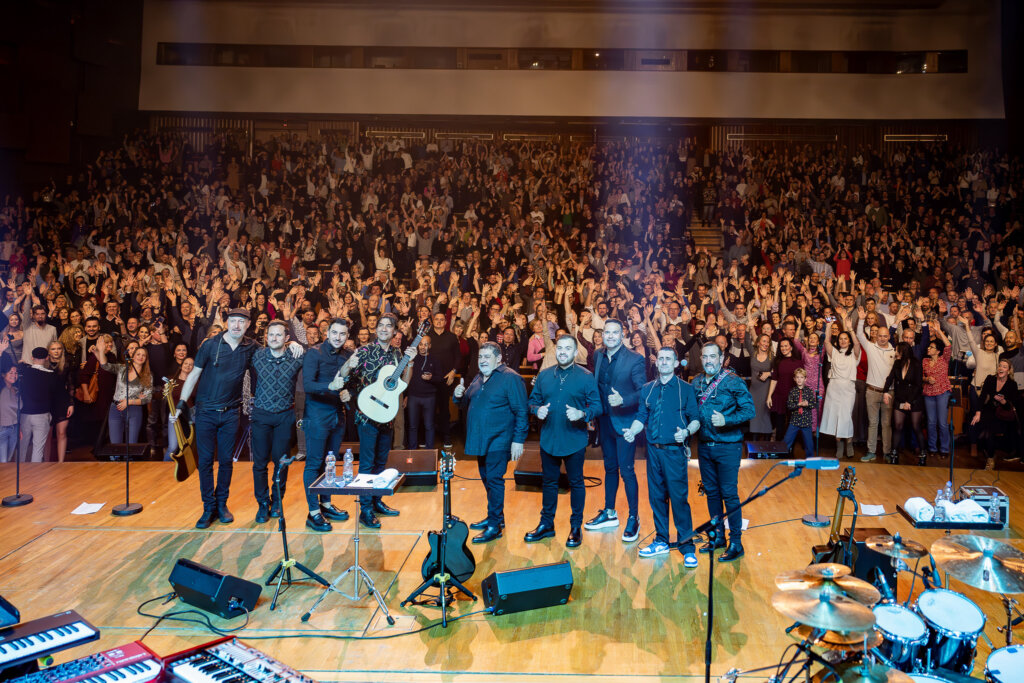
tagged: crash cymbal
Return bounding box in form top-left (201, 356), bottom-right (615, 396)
top-left (931, 534), bottom-right (1024, 594)
top-left (804, 563), bottom-right (853, 579)
top-left (865, 534), bottom-right (928, 560)
top-left (771, 589), bottom-right (875, 632)
top-left (775, 570), bottom-right (882, 606)
top-left (791, 624), bottom-right (884, 651)
top-left (811, 663), bottom-right (912, 683)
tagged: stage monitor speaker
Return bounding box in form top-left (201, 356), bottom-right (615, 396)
top-left (387, 449), bottom-right (439, 486)
top-left (168, 558), bottom-right (261, 619)
top-left (513, 448), bottom-right (569, 488)
top-left (0, 593), bottom-right (19, 627)
top-left (745, 441), bottom-right (789, 459)
top-left (481, 561), bottom-right (573, 616)
top-left (842, 527), bottom-right (898, 588)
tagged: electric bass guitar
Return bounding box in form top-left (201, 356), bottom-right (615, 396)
top-left (421, 451), bottom-right (476, 584)
top-left (811, 465), bottom-right (857, 565)
top-left (164, 378), bottom-right (197, 482)
top-left (357, 321), bottom-right (430, 423)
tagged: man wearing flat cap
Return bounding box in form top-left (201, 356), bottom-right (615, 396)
top-left (173, 308), bottom-right (304, 528)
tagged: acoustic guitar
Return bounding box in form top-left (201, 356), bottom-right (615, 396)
top-left (811, 465), bottom-right (857, 565)
top-left (357, 321), bottom-right (430, 424)
top-left (163, 378), bottom-right (197, 482)
top-left (421, 451), bottom-right (476, 584)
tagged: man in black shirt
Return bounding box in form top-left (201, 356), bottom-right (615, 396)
top-left (173, 309), bottom-right (303, 529)
top-left (407, 335), bottom-right (442, 448)
top-left (427, 312), bottom-right (460, 448)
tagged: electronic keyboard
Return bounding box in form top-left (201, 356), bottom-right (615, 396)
top-left (4, 641), bottom-right (160, 683)
top-left (163, 638), bottom-right (315, 683)
top-left (0, 611), bottom-right (99, 670)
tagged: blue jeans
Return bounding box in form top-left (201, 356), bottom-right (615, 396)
top-left (108, 403), bottom-right (144, 443)
top-left (194, 407), bottom-right (240, 510)
top-left (598, 415), bottom-right (639, 517)
top-left (407, 394), bottom-right (436, 448)
top-left (0, 424), bottom-right (18, 462)
top-left (924, 392), bottom-right (951, 454)
top-left (784, 425), bottom-right (815, 458)
top-left (357, 421), bottom-right (393, 510)
top-left (697, 441), bottom-right (743, 545)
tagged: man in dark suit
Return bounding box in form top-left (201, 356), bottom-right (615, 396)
top-left (585, 318), bottom-right (647, 543)
top-left (453, 341), bottom-right (528, 544)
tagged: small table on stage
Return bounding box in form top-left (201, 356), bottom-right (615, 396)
top-left (301, 472), bottom-right (404, 625)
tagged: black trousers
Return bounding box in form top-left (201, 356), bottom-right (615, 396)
top-left (697, 441), bottom-right (743, 545)
top-left (540, 446), bottom-right (586, 529)
top-left (598, 416), bottom-right (639, 517)
top-left (251, 407), bottom-right (294, 507)
top-left (303, 416), bottom-right (344, 511)
top-left (477, 449), bottom-right (510, 527)
top-left (194, 407), bottom-right (240, 510)
top-left (648, 443), bottom-right (695, 552)
top-left (357, 420), bottom-right (393, 510)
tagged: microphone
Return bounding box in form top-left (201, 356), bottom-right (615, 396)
top-left (780, 457), bottom-right (840, 470)
top-left (872, 566), bottom-right (896, 603)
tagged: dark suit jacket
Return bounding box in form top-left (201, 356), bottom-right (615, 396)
top-left (593, 346), bottom-right (646, 431)
top-left (455, 364), bottom-right (528, 456)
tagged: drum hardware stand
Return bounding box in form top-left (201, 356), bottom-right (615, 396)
top-left (771, 632), bottom-right (841, 683)
top-left (679, 463), bottom-right (808, 683)
top-left (264, 456), bottom-right (328, 611)
top-left (802, 385), bottom-right (829, 528)
top-left (997, 595), bottom-right (1024, 646)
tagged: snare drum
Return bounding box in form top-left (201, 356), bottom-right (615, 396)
top-left (915, 588), bottom-right (986, 673)
top-left (872, 603), bottom-right (928, 672)
top-left (986, 645), bottom-right (1024, 683)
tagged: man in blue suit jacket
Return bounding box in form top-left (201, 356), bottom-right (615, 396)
top-left (585, 318), bottom-right (647, 542)
top-left (453, 341), bottom-right (528, 544)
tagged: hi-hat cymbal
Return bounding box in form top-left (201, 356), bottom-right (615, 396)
top-left (771, 589), bottom-right (876, 632)
top-left (804, 563), bottom-right (852, 579)
top-left (811, 663), bottom-right (912, 683)
top-left (775, 570), bottom-right (882, 606)
top-left (931, 534), bottom-right (1024, 594)
top-left (865, 534), bottom-right (928, 560)
top-left (791, 624), bottom-right (884, 651)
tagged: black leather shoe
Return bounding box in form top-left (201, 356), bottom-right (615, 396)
top-left (306, 513), bottom-right (332, 532)
top-left (319, 503), bottom-right (350, 521)
top-left (524, 523), bottom-right (556, 543)
top-left (699, 540), bottom-right (727, 554)
top-left (255, 504), bottom-right (270, 524)
top-left (566, 527), bottom-right (582, 548)
top-left (719, 544), bottom-right (745, 562)
top-left (269, 499), bottom-right (282, 518)
top-left (359, 510), bottom-right (381, 529)
top-left (217, 504), bottom-right (234, 524)
top-left (195, 509), bottom-right (215, 529)
top-left (373, 499), bottom-right (400, 517)
top-left (469, 518), bottom-right (490, 530)
top-left (473, 526), bottom-right (503, 544)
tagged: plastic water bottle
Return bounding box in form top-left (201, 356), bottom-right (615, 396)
top-left (324, 451), bottom-right (336, 485)
top-left (944, 481), bottom-right (954, 505)
top-left (343, 448), bottom-right (354, 484)
top-left (934, 488), bottom-right (946, 522)
top-left (989, 497), bottom-right (1001, 524)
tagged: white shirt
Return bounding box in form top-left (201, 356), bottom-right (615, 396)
top-left (856, 321), bottom-right (896, 388)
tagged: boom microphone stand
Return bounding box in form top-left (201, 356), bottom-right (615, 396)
top-left (802, 384), bottom-right (828, 527)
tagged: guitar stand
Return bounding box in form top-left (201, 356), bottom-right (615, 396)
top-left (265, 457), bottom-right (328, 611)
top-left (401, 522), bottom-right (477, 628)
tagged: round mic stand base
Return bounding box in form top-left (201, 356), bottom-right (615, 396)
top-left (2, 493), bottom-right (33, 507)
top-left (112, 502), bottom-right (143, 516)
top-left (801, 512), bottom-right (829, 527)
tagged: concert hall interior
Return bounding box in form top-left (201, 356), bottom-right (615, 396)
top-left (3, 1), bottom-right (1024, 682)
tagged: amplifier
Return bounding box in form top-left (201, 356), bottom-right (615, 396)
top-left (386, 449), bottom-right (439, 486)
top-left (168, 559), bottom-right (261, 619)
top-left (481, 562), bottom-right (573, 616)
top-left (513, 447), bottom-right (568, 488)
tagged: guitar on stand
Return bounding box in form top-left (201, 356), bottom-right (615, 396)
top-left (811, 465), bottom-right (858, 566)
top-left (402, 451), bottom-right (477, 626)
top-left (357, 321), bottom-right (430, 424)
top-left (163, 377), bottom-right (197, 482)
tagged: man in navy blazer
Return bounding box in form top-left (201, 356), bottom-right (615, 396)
top-left (453, 341), bottom-right (528, 544)
top-left (585, 318), bottom-right (647, 542)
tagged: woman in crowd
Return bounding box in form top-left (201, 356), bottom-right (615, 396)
top-left (2, 313), bottom-right (23, 364)
top-left (971, 358), bottom-right (1021, 470)
top-left (922, 325), bottom-right (953, 457)
top-left (47, 340), bottom-right (75, 462)
top-left (94, 337), bottom-right (153, 444)
top-left (820, 321), bottom-right (861, 459)
top-left (767, 337), bottom-right (804, 437)
top-left (747, 333), bottom-right (774, 439)
top-left (0, 357), bottom-right (18, 463)
top-left (883, 341), bottom-right (927, 465)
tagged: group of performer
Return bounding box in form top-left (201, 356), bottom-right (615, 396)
top-left (171, 314), bottom-right (754, 564)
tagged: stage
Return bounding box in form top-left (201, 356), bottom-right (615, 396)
top-left (0, 456), bottom-right (1020, 682)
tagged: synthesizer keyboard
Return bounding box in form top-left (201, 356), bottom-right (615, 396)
top-left (164, 638), bottom-right (315, 683)
top-left (0, 611), bottom-right (99, 670)
top-left (4, 641), bottom-right (161, 683)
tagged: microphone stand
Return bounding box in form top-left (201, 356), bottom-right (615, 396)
top-left (112, 362), bottom-right (141, 516)
top-left (802, 383), bottom-right (828, 527)
top-left (677, 462), bottom-right (808, 683)
top-left (2, 374), bottom-right (31, 507)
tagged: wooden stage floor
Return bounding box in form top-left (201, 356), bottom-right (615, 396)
top-left (0, 456), bottom-right (1021, 682)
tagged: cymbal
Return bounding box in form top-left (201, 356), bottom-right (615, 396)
top-left (771, 589), bottom-right (875, 632)
top-left (931, 534), bottom-right (1024, 594)
top-left (811, 663), bottom-right (912, 683)
top-left (791, 624), bottom-right (883, 651)
top-left (804, 563), bottom-right (852, 579)
top-left (865, 534), bottom-right (928, 560)
top-left (775, 570), bottom-right (882, 606)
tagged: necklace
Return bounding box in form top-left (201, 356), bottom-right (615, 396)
top-left (555, 365), bottom-right (572, 388)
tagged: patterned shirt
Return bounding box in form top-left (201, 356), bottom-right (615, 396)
top-left (786, 386), bottom-right (816, 429)
top-left (351, 341), bottom-right (402, 427)
top-left (250, 347), bottom-right (303, 413)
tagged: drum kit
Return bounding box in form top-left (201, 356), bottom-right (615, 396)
top-left (752, 533), bottom-right (1024, 683)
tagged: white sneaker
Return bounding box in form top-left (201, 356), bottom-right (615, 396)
top-left (583, 509), bottom-right (619, 530)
